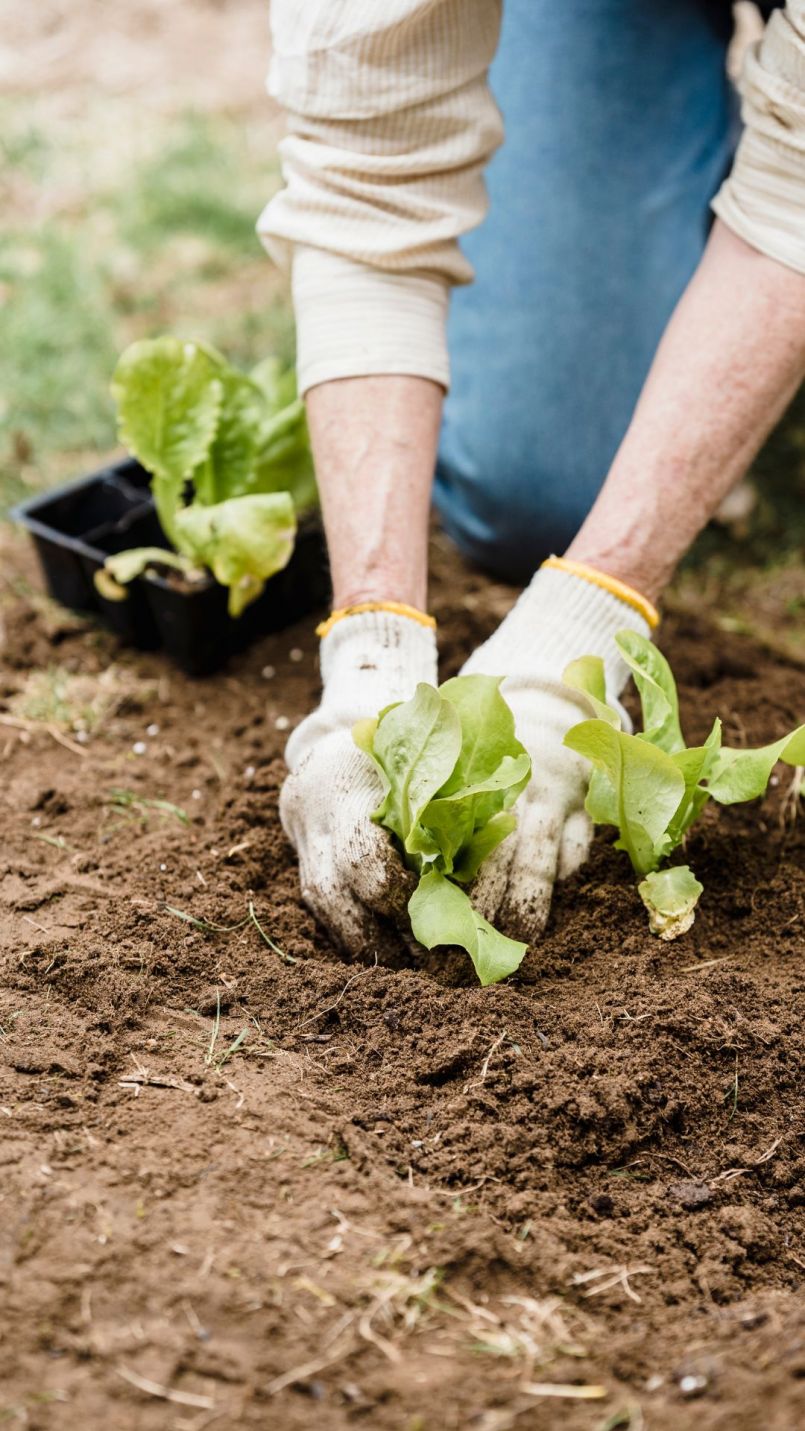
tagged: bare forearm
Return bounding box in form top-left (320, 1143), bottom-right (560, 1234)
top-left (306, 375), bottom-right (443, 611)
top-left (567, 222), bottom-right (805, 603)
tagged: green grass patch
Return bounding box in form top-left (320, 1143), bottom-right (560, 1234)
top-left (1, 103), bottom-right (291, 512)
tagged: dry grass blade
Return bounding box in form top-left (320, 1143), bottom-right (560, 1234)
top-left (293, 966), bottom-right (373, 1034)
top-left (114, 1365), bottom-right (215, 1409)
top-left (264, 1343), bottom-right (355, 1396)
top-left (0, 712), bottom-right (89, 756)
top-left (107, 788), bottom-right (189, 824)
top-left (521, 1383), bottom-right (608, 1400)
top-left (119, 1069), bottom-right (200, 1096)
top-left (248, 900), bottom-right (297, 964)
top-left (710, 1135), bottom-right (783, 1186)
top-left (164, 905), bottom-right (248, 934)
top-left (571, 1265), bottom-right (652, 1305)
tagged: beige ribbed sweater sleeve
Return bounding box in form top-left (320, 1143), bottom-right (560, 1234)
top-left (259, 3), bottom-right (805, 398)
top-left (713, 2), bottom-right (805, 274)
top-left (257, 1), bottom-right (503, 394)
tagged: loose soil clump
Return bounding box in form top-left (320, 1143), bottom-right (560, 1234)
top-left (0, 527), bottom-right (803, 1430)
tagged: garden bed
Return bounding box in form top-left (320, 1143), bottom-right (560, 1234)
top-left (0, 525), bottom-right (803, 1430)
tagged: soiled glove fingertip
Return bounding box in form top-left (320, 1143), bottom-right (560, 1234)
top-left (498, 883), bottom-right (553, 946)
top-left (350, 827), bottom-right (416, 919)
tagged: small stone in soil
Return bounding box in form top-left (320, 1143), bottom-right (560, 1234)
top-left (244, 765), bottom-right (256, 779)
top-left (132, 741), bottom-right (147, 756)
top-left (668, 1180), bottom-right (713, 1210)
top-left (678, 1374), bottom-right (709, 1398)
top-left (589, 1192), bottom-right (614, 1216)
top-left (289, 648), bottom-right (304, 662)
top-left (261, 665), bottom-right (276, 679)
top-left (275, 715), bottom-right (290, 731)
top-left (146, 723), bottom-right (160, 737)
top-left (192, 789), bottom-right (201, 800)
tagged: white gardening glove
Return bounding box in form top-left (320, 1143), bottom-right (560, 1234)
top-left (280, 609), bottom-right (438, 949)
top-left (461, 561), bottom-right (655, 942)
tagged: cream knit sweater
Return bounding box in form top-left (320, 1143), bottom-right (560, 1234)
top-left (259, 2), bottom-right (805, 396)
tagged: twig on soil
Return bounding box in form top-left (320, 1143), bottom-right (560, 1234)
top-left (521, 1383), bottom-right (608, 1401)
top-left (571, 1265), bottom-right (652, 1305)
top-left (680, 957), bottom-right (732, 973)
top-left (467, 1029), bottom-right (508, 1089)
top-left (205, 990), bottom-right (222, 1067)
top-left (293, 964), bottom-right (375, 1035)
top-left (637, 1152), bottom-right (695, 1178)
top-left (710, 1135), bottom-right (783, 1186)
top-left (113, 1365), bottom-right (215, 1410)
top-left (22, 914), bottom-right (53, 934)
top-left (0, 712), bottom-right (89, 757)
top-left (429, 1174), bottom-right (503, 1199)
top-left (264, 1343), bottom-right (355, 1396)
top-left (358, 1305), bottom-right (403, 1364)
top-left (119, 1068), bottom-right (200, 1097)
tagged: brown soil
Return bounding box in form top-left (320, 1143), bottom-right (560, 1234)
top-left (0, 525), bottom-right (803, 1431)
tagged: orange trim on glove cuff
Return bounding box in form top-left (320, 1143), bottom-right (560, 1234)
top-left (316, 600), bottom-right (437, 640)
top-left (543, 556), bottom-right (659, 630)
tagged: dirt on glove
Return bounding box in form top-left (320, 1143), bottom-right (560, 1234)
top-left (0, 524), bottom-right (803, 1431)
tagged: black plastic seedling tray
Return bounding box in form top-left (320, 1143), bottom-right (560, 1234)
top-left (11, 457), bottom-right (329, 676)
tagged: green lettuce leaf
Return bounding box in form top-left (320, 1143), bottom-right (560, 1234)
top-left (409, 869), bottom-right (527, 986)
top-left (112, 337), bottom-right (223, 547)
top-left (353, 676), bottom-right (532, 985)
top-left (174, 492), bottom-right (296, 617)
top-left (250, 356), bottom-right (298, 410)
top-left (565, 630), bottom-right (804, 942)
top-left (666, 718), bottom-right (722, 844)
top-left (563, 655), bottom-right (621, 727)
top-left (112, 337), bottom-right (315, 607)
top-left (705, 725), bottom-right (805, 804)
top-left (191, 367), bottom-right (266, 506)
top-left (94, 546), bottom-right (201, 601)
top-left (615, 631), bottom-right (685, 753)
top-left (563, 720), bottom-right (685, 874)
top-left (253, 399), bottom-right (318, 515)
top-left (370, 683), bottom-right (462, 848)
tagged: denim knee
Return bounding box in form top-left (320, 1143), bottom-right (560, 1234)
top-left (434, 0), bottom-right (736, 584)
top-left (434, 450), bottom-right (600, 585)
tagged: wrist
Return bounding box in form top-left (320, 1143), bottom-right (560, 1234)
top-left (464, 561), bottom-right (654, 699)
top-left (543, 556), bottom-right (659, 630)
top-left (320, 609), bottom-right (438, 713)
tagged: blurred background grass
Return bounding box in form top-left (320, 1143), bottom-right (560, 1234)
top-left (1, 0), bottom-right (802, 655)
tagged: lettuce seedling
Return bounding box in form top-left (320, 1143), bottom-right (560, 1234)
top-left (97, 338), bottom-right (316, 616)
top-left (563, 632), bottom-right (805, 939)
top-left (354, 676), bottom-right (532, 986)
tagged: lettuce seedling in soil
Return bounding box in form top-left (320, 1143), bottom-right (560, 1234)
top-left (97, 338), bottom-right (316, 616)
top-left (354, 676), bottom-right (532, 986)
top-left (563, 632), bottom-right (805, 939)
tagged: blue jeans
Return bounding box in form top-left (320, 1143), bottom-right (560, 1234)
top-left (435, 0), bottom-right (738, 582)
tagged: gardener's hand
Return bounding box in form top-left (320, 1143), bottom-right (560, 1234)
top-left (280, 609), bottom-right (438, 949)
top-left (461, 560), bottom-right (656, 942)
